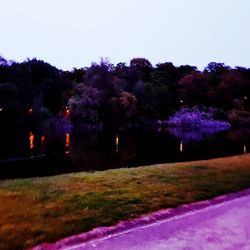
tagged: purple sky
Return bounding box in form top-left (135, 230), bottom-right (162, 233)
top-left (1, 0), bottom-right (250, 70)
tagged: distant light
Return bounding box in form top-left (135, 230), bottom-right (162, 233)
top-left (244, 96), bottom-right (248, 100)
top-left (180, 100), bottom-right (183, 103)
top-left (28, 108), bottom-right (33, 113)
top-left (244, 145), bottom-right (247, 154)
top-left (0, 108), bottom-right (3, 112)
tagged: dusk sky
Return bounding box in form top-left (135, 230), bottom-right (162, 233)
top-left (1, 0), bottom-right (250, 70)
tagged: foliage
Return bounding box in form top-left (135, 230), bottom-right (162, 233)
top-left (68, 84), bottom-right (102, 126)
top-left (108, 91), bottom-right (137, 128)
top-left (167, 107), bottom-right (231, 130)
top-left (0, 56), bottom-right (250, 130)
top-left (179, 72), bottom-right (211, 106)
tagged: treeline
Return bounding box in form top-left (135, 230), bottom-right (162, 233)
top-left (1, 56), bottom-right (250, 130)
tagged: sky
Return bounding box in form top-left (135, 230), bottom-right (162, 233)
top-left (0, 0), bottom-right (250, 70)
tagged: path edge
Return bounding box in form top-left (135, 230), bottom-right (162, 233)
top-left (32, 188), bottom-right (250, 250)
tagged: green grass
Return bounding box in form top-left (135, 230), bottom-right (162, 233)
top-left (1, 154), bottom-right (250, 249)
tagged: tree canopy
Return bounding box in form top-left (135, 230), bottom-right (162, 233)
top-left (1, 56), bottom-right (250, 130)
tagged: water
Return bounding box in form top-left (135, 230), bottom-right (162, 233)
top-left (0, 127), bottom-right (249, 179)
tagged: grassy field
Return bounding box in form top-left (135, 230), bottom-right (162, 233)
top-left (1, 154), bottom-right (250, 250)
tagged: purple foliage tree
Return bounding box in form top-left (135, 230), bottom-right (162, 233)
top-left (167, 107), bottom-right (231, 130)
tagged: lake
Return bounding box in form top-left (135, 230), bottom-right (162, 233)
top-left (0, 127), bottom-right (249, 179)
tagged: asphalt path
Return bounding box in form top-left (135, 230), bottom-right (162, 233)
top-left (63, 193), bottom-right (250, 250)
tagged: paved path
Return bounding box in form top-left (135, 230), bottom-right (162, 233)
top-left (63, 193), bottom-right (250, 250)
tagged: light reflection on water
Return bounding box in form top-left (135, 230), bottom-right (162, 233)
top-left (29, 132), bottom-right (34, 150)
top-left (167, 127), bottom-right (229, 143)
top-left (116, 135), bottom-right (119, 152)
top-left (0, 128), bottom-right (250, 179)
top-left (66, 133), bottom-right (70, 148)
top-left (21, 128), bottom-right (250, 162)
top-left (41, 135), bottom-right (45, 145)
top-left (180, 141), bottom-right (183, 153)
top-left (9, 128), bottom-right (250, 161)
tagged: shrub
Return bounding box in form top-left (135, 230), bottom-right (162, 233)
top-left (167, 107), bottom-right (231, 130)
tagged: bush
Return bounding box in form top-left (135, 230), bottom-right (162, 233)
top-left (167, 107), bottom-right (231, 130)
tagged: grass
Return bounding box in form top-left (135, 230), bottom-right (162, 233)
top-left (1, 154), bottom-right (250, 249)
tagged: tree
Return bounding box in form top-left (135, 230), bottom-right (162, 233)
top-left (204, 62), bottom-right (231, 88)
top-left (133, 81), bottom-right (159, 120)
top-left (215, 71), bottom-right (248, 110)
top-left (204, 62), bottom-right (231, 74)
top-left (179, 72), bottom-right (212, 107)
top-left (108, 91), bottom-right (137, 128)
top-left (0, 83), bottom-right (21, 126)
top-left (0, 56), bottom-right (8, 66)
top-left (42, 77), bottom-right (73, 115)
top-left (68, 84), bottom-right (102, 126)
top-left (84, 59), bottom-right (115, 95)
top-left (65, 67), bottom-right (87, 82)
top-left (130, 58), bottom-right (152, 70)
top-left (130, 58), bottom-right (153, 81)
top-left (21, 58), bottom-right (59, 86)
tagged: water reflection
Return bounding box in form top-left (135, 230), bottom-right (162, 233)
top-left (115, 135), bottom-right (119, 152)
top-left (2, 127), bottom-right (250, 179)
top-left (244, 144), bottom-right (247, 154)
top-left (66, 134), bottom-right (70, 155)
top-left (180, 141), bottom-right (183, 152)
top-left (65, 106), bottom-right (70, 117)
top-left (29, 132), bottom-right (34, 149)
top-left (168, 127), bottom-right (228, 143)
top-left (41, 135), bottom-right (45, 145)
top-left (66, 133), bottom-right (70, 148)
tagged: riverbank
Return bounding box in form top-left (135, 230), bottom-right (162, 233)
top-left (1, 154), bottom-right (250, 250)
